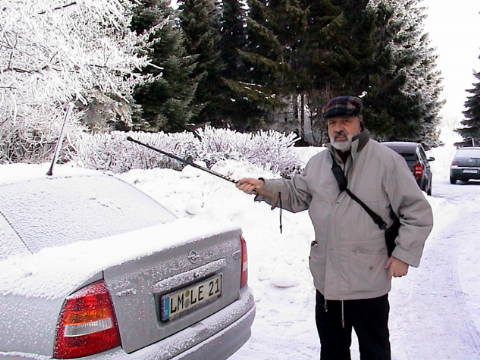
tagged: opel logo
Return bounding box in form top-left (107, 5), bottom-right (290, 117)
top-left (187, 250), bottom-right (201, 263)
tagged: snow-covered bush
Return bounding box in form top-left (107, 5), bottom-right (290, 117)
top-left (0, 0), bottom-right (155, 163)
top-left (74, 127), bottom-right (303, 177)
top-left (74, 131), bottom-right (198, 173)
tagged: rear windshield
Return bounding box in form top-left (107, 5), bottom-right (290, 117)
top-left (0, 175), bottom-right (176, 255)
top-left (455, 149), bottom-right (480, 158)
top-left (0, 213), bottom-right (30, 260)
top-left (398, 152), bottom-right (417, 161)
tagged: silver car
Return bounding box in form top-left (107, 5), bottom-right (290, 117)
top-left (450, 147), bottom-right (480, 184)
top-left (0, 171), bottom-right (255, 359)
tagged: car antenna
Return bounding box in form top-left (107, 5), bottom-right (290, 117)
top-left (47, 103), bottom-right (74, 176)
top-left (126, 136), bottom-right (238, 184)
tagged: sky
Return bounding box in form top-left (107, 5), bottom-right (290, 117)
top-left (422, 0), bottom-right (480, 138)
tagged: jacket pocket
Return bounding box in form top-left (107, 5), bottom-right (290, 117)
top-left (308, 241), bottom-right (325, 291)
top-left (347, 249), bottom-right (389, 295)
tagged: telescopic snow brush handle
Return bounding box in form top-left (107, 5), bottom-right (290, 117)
top-left (126, 136), bottom-right (238, 184)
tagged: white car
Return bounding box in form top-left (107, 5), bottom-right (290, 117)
top-left (0, 169), bottom-right (255, 359)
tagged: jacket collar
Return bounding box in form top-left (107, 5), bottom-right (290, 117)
top-left (328, 130), bottom-right (370, 163)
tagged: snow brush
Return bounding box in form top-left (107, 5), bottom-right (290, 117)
top-left (127, 136), bottom-right (283, 233)
top-left (126, 136), bottom-right (238, 184)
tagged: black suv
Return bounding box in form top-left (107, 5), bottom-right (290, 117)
top-left (382, 142), bottom-right (435, 195)
top-left (450, 147), bottom-right (480, 184)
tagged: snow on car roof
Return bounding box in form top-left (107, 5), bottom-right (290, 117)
top-left (382, 141), bottom-right (419, 151)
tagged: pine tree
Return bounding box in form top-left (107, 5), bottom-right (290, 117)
top-left (217, 0), bottom-right (264, 129)
top-left (177, 0), bottom-right (224, 126)
top-left (456, 69), bottom-right (480, 147)
top-left (131, 0), bottom-right (200, 132)
top-left (221, 0), bottom-right (247, 78)
top-left (299, 0), bottom-right (379, 142)
top-left (234, 0), bottom-right (286, 111)
top-left (365, 0), bottom-right (443, 145)
top-left (234, 0), bottom-right (308, 124)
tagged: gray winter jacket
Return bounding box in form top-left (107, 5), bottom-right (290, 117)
top-left (255, 131), bottom-right (433, 300)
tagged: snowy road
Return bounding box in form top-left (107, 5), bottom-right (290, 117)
top-left (230, 177), bottom-right (480, 360)
top-left (389, 179), bottom-right (480, 360)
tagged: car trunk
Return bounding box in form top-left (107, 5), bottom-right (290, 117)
top-left (103, 228), bottom-right (242, 354)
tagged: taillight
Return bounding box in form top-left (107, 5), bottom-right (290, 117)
top-left (54, 281), bottom-right (121, 359)
top-left (451, 161), bottom-right (459, 167)
top-left (240, 236), bottom-right (248, 288)
top-left (414, 162), bottom-right (424, 178)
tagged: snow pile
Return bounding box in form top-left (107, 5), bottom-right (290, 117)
top-left (74, 126), bottom-right (302, 177)
top-left (427, 143), bottom-right (457, 181)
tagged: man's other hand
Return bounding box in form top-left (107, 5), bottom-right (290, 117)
top-left (385, 256), bottom-right (409, 279)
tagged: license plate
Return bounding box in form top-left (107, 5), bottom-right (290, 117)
top-left (160, 274), bottom-right (222, 321)
top-left (463, 169), bottom-right (478, 174)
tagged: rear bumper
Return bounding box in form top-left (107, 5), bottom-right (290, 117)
top-left (450, 168), bottom-right (480, 180)
top-left (172, 297), bottom-right (255, 360)
top-left (0, 288), bottom-right (255, 360)
top-left (94, 287), bottom-right (255, 360)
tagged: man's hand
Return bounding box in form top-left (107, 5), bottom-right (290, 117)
top-left (385, 256), bottom-right (409, 279)
top-left (236, 178), bottom-right (265, 195)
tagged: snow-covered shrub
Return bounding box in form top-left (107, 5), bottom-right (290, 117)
top-left (74, 127), bottom-right (302, 177)
top-left (194, 127), bottom-right (302, 176)
top-left (0, 112), bottom-right (80, 164)
top-left (0, 0), bottom-right (155, 163)
top-left (74, 131), bottom-right (199, 173)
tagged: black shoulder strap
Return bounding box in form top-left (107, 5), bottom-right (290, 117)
top-left (330, 153), bottom-right (387, 230)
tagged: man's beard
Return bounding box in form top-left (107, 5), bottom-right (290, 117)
top-left (330, 131), bottom-right (353, 152)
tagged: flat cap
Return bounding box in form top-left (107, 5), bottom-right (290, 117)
top-left (322, 96), bottom-right (363, 119)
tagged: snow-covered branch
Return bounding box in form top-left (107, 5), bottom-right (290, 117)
top-left (38, 2), bottom-right (78, 15)
top-left (0, 0), bottom-right (155, 163)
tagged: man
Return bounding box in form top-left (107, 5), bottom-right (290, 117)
top-left (236, 96), bottom-right (433, 360)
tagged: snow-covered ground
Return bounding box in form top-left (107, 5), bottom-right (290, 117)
top-left (117, 142), bottom-right (480, 359)
top-left (1, 142), bottom-right (479, 359)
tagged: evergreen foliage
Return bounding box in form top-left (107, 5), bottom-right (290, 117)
top-left (456, 69), bottom-right (480, 147)
top-left (177, 0), bottom-right (224, 126)
top-left (300, 0), bottom-right (378, 141)
top-left (233, 0), bottom-right (443, 145)
top-left (221, 0), bottom-right (247, 78)
top-left (218, 0), bottom-right (267, 130)
top-left (231, 0), bottom-right (308, 128)
top-left (365, 0), bottom-right (443, 146)
top-left (131, 0), bottom-right (200, 132)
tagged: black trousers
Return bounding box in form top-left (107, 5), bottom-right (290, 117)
top-left (315, 291), bottom-right (391, 360)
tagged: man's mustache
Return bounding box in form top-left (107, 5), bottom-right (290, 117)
top-left (334, 131), bottom-right (348, 140)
